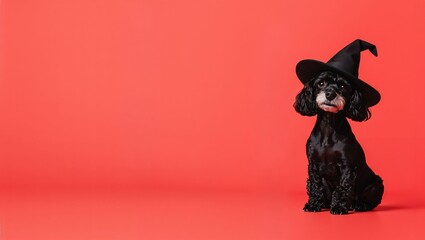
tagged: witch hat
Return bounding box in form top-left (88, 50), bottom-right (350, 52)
top-left (296, 39), bottom-right (381, 107)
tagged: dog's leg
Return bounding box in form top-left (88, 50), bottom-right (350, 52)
top-left (330, 164), bottom-right (356, 215)
top-left (304, 163), bottom-right (327, 212)
top-left (353, 176), bottom-right (384, 211)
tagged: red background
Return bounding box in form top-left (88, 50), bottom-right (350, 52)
top-left (1, 0), bottom-right (425, 239)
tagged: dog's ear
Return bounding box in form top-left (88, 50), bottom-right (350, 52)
top-left (293, 81), bottom-right (318, 116)
top-left (346, 89), bottom-right (371, 121)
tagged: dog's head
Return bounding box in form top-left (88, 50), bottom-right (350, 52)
top-left (294, 71), bottom-right (371, 121)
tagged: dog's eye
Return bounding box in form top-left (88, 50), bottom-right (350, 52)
top-left (338, 83), bottom-right (345, 89)
top-left (318, 81), bottom-right (324, 87)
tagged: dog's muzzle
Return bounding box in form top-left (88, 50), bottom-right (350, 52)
top-left (316, 91), bottom-right (345, 113)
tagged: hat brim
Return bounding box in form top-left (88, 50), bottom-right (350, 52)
top-left (296, 59), bottom-right (381, 107)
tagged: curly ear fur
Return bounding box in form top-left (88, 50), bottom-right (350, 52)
top-left (346, 89), bottom-right (371, 121)
top-left (294, 81), bottom-right (318, 116)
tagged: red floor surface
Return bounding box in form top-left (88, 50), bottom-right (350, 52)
top-left (1, 190), bottom-right (424, 240)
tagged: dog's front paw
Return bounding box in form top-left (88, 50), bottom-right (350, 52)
top-left (330, 205), bottom-right (349, 215)
top-left (303, 203), bottom-right (322, 212)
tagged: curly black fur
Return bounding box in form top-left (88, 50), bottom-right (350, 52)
top-left (294, 80), bottom-right (318, 116)
top-left (294, 71), bottom-right (384, 215)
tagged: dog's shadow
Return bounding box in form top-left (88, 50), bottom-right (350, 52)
top-left (375, 205), bottom-right (405, 211)
top-left (373, 204), bottom-right (423, 211)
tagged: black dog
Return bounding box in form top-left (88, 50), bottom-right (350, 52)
top-left (294, 71), bottom-right (384, 215)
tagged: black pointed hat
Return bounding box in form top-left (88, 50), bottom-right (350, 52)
top-left (296, 39), bottom-right (381, 107)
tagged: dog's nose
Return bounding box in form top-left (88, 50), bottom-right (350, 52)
top-left (325, 91), bottom-right (336, 100)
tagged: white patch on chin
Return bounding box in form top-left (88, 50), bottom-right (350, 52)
top-left (316, 92), bottom-right (345, 113)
